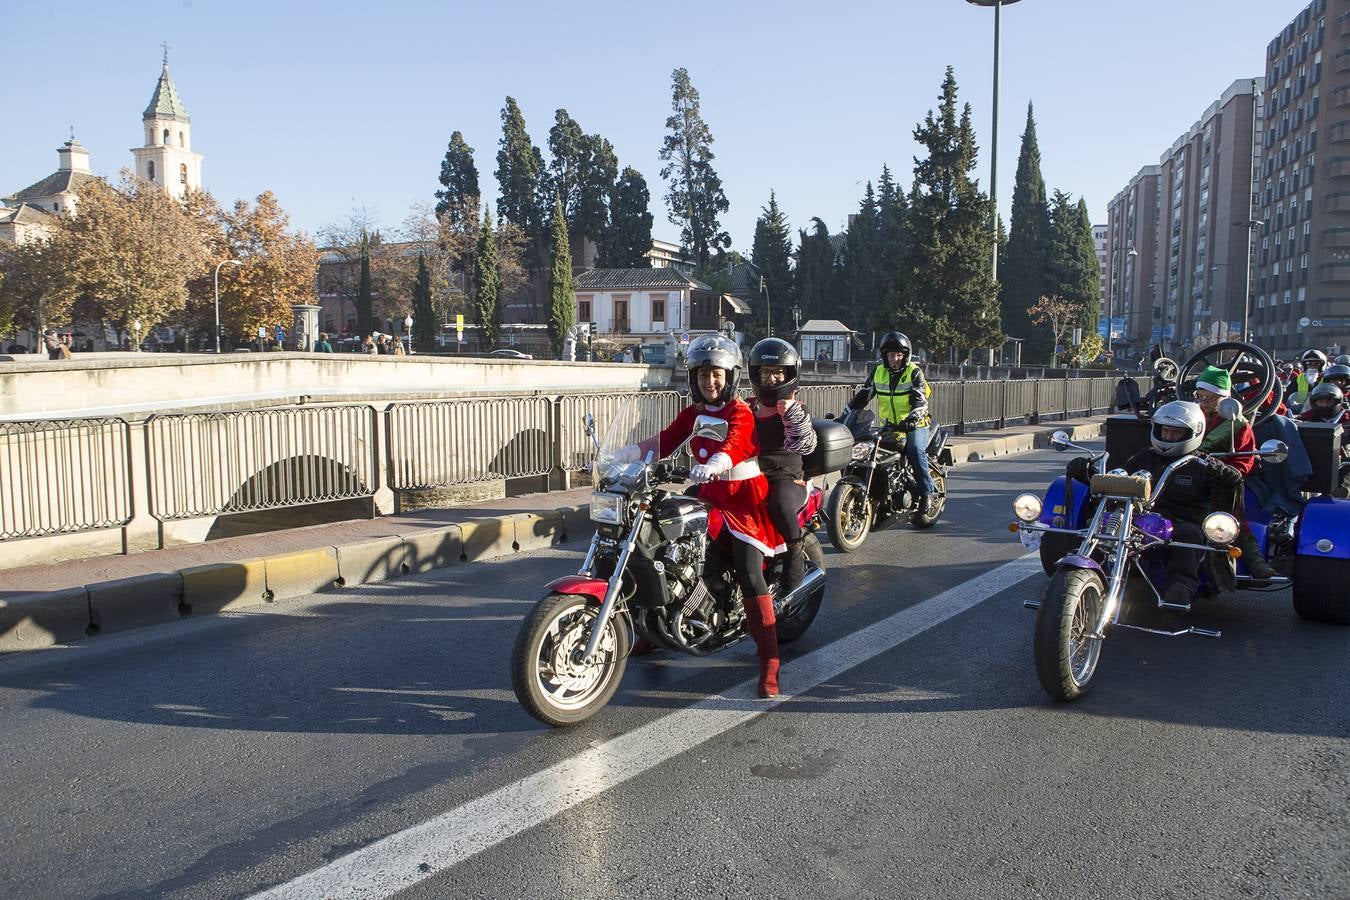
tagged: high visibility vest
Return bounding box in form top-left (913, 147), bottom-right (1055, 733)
top-left (870, 362), bottom-right (931, 424)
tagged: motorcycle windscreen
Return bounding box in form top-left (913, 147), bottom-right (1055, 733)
top-left (591, 396), bottom-right (681, 480)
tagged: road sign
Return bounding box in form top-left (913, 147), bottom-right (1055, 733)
top-left (455, 313), bottom-right (464, 342)
top-left (679, 331), bottom-right (690, 345)
top-left (1299, 316), bottom-right (1311, 328)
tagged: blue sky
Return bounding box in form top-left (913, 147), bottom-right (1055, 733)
top-left (2, 0), bottom-right (1307, 252)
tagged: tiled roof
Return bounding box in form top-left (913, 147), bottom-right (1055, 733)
top-left (799, 319), bottom-right (854, 334)
top-left (0, 203), bottom-right (58, 225)
top-left (144, 64), bottom-right (190, 122)
top-left (575, 267), bottom-right (712, 291)
top-left (2, 169), bottom-right (99, 204)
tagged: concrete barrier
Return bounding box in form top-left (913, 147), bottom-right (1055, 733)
top-left (180, 559), bottom-right (268, 615)
top-left (88, 572), bottom-right (183, 634)
top-left (265, 548), bottom-right (341, 601)
top-left (335, 536), bottom-right (407, 586)
top-left (459, 518), bottom-right (517, 563)
top-left (0, 587), bottom-right (91, 650)
top-left (400, 526), bottom-right (463, 574)
top-left (511, 510), bottom-right (565, 552)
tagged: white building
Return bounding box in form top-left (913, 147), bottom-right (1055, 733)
top-left (2, 137), bottom-right (99, 220)
top-left (130, 61), bottom-right (203, 199)
top-left (573, 267), bottom-right (749, 356)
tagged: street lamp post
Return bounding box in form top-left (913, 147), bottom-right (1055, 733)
top-left (1235, 219), bottom-right (1262, 343)
top-left (404, 314), bottom-right (413, 354)
top-left (760, 276), bottom-right (772, 337)
top-left (966, 0), bottom-right (1022, 280)
top-left (213, 259), bottom-right (242, 354)
top-left (132, 319), bottom-right (142, 352)
top-left (1116, 244), bottom-right (1138, 359)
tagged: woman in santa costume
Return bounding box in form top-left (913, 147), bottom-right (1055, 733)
top-left (653, 334), bottom-right (786, 697)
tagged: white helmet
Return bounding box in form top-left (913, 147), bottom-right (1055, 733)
top-left (1150, 400), bottom-right (1205, 458)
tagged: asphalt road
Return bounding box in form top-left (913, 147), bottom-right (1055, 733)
top-left (1, 446), bottom-right (1347, 899)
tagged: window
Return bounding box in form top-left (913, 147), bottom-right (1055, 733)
top-left (650, 296), bottom-right (665, 326)
top-left (179, 131), bottom-right (185, 147)
top-left (147, 160), bottom-right (155, 181)
top-left (180, 163), bottom-right (188, 185)
top-left (162, 128), bottom-right (170, 144)
top-left (577, 298), bottom-right (591, 322)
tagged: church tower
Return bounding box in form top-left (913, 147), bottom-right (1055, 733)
top-left (130, 49), bottom-right (203, 199)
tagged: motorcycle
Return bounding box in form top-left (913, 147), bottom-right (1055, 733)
top-left (1014, 430), bottom-right (1289, 701)
top-left (511, 399), bottom-right (839, 726)
top-left (824, 407), bottom-right (954, 552)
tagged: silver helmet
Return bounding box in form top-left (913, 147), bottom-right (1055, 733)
top-left (1150, 400), bottom-right (1206, 458)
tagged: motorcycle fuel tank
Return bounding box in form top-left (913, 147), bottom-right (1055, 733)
top-left (654, 496), bottom-right (708, 540)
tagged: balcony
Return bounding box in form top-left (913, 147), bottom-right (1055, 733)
top-left (1319, 263), bottom-right (1350, 282)
top-left (1324, 228), bottom-right (1350, 247)
top-left (1330, 158), bottom-right (1350, 178)
top-left (1325, 193), bottom-right (1350, 212)
top-left (1334, 85), bottom-right (1350, 108)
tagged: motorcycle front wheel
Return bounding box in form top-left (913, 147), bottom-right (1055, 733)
top-left (825, 481), bottom-right (871, 552)
top-left (1033, 567), bottom-right (1106, 701)
top-left (511, 592), bottom-right (629, 727)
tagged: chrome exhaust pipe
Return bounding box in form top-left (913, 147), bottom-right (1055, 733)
top-left (775, 566), bottom-right (826, 617)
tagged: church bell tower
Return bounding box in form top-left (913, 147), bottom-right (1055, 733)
top-left (130, 45), bottom-right (203, 199)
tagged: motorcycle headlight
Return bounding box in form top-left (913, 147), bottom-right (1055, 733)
top-left (589, 491), bottom-right (626, 525)
top-left (1202, 511), bottom-right (1240, 545)
top-left (1013, 493), bottom-right (1043, 523)
top-left (851, 441), bottom-right (875, 461)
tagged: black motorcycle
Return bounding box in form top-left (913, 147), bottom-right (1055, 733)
top-left (824, 407), bottom-right (953, 552)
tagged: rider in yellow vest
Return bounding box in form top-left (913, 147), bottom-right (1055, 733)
top-left (1290, 348), bottom-right (1328, 410)
top-left (847, 331), bottom-right (938, 515)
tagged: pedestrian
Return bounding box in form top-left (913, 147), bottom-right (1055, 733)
top-left (379, 335), bottom-right (394, 355)
top-left (361, 335), bottom-right (377, 355)
top-left (58, 334), bottom-right (73, 359)
top-left (274, 324), bottom-right (287, 350)
top-left (391, 337), bottom-right (406, 357)
top-left (632, 343), bottom-right (644, 364)
top-left (314, 332), bottom-right (334, 353)
top-left (43, 329), bottom-right (62, 360)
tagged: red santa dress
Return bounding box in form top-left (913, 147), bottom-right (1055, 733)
top-left (657, 398), bottom-right (785, 557)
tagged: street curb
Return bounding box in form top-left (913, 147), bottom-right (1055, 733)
top-left (180, 559), bottom-right (268, 616)
top-left (0, 587), bottom-right (91, 651)
top-left (0, 422), bottom-right (1093, 654)
top-left (265, 547), bottom-right (341, 601)
top-left (88, 572), bottom-right (184, 634)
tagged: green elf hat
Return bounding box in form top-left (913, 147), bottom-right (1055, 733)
top-left (1196, 365), bottom-right (1232, 397)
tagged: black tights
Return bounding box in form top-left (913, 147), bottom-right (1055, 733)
top-left (732, 538), bottom-right (770, 599)
top-left (766, 479), bottom-right (806, 544)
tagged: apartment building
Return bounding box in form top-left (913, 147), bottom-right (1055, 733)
top-left (1105, 79), bottom-right (1264, 360)
top-left (1093, 223), bottom-right (1108, 305)
top-left (1253, 0), bottom-right (1348, 356)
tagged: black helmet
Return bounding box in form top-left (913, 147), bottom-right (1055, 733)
top-left (1307, 382), bottom-right (1345, 420)
top-left (685, 334), bottom-right (742, 405)
top-left (748, 337), bottom-right (801, 404)
top-left (1301, 348), bottom-right (1328, 369)
top-left (878, 331), bottom-right (913, 371)
top-left (1322, 363), bottom-right (1350, 389)
top-left (1335, 354), bottom-right (1350, 366)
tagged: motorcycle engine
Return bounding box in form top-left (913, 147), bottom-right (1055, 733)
top-left (887, 465), bottom-right (911, 510)
top-left (662, 535), bottom-right (706, 601)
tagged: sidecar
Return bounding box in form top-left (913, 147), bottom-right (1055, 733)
top-left (1036, 411), bottom-right (1350, 625)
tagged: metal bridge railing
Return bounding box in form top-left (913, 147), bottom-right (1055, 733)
top-left (0, 418), bottom-right (133, 540)
top-left (557, 391), bottom-right (683, 474)
top-left (146, 405), bottom-right (377, 520)
top-left (388, 396), bottom-right (553, 489)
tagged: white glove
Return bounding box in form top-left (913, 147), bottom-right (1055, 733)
top-left (689, 452), bottom-right (732, 483)
top-left (612, 444), bottom-right (641, 464)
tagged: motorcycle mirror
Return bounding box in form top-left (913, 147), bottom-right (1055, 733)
top-left (1217, 397), bottom-right (1241, 422)
top-left (582, 412), bottom-right (596, 436)
top-left (691, 415), bottom-right (729, 443)
top-left (1258, 439), bottom-right (1289, 464)
top-left (1051, 430), bottom-right (1072, 451)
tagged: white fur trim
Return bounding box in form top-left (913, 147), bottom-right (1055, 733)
top-left (725, 527), bottom-right (787, 557)
top-left (1196, 380), bottom-right (1230, 397)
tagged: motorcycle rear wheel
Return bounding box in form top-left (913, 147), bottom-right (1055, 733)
top-left (776, 533), bottom-right (826, 644)
top-left (911, 470), bottom-right (947, 529)
top-left (1033, 568), bottom-right (1106, 701)
top-left (511, 592), bottom-right (629, 727)
top-left (825, 481), bottom-right (871, 552)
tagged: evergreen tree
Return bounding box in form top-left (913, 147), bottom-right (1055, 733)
top-left (903, 67), bottom-right (1002, 358)
top-left (357, 232), bottom-right (374, 337)
top-left (875, 165), bottom-right (910, 328)
top-left (435, 131), bottom-right (479, 226)
top-left (601, 167), bottom-right (653, 268)
top-left (546, 109), bottom-right (586, 220)
top-left (1074, 197), bottom-right (1102, 329)
top-left (547, 195), bottom-right (575, 357)
top-left (658, 67), bottom-right (730, 266)
top-left (1046, 191), bottom-right (1101, 334)
top-left (412, 254), bottom-right (436, 352)
top-left (842, 181), bottom-right (882, 329)
top-left (575, 134), bottom-right (618, 249)
top-left (474, 208), bottom-right (502, 348)
top-left (1001, 102), bottom-right (1054, 360)
top-left (795, 218), bottom-right (838, 323)
top-left (751, 191), bottom-right (793, 334)
top-left (495, 97), bottom-right (545, 235)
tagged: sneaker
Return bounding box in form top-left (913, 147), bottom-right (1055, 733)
top-left (1162, 582), bottom-right (1195, 609)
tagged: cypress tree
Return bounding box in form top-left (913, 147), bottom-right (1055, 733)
top-left (600, 167), bottom-right (654, 268)
top-left (411, 253), bottom-right (436, 352)
top-left (904, 67), bottom-right (1001, 358)
top-left (1002, 102), bottom-right (1053, 359)
top-left (875, 166), bottom-right (910, 328)
top-left (474, 208), bottom-right (502, 348)
top-left (495, 97), bottom-right (544, 235)
top-left (435, 131), bottom-right (479, 226)
top-left (546, 109), bottom-right (586, 220)
top-left (356, 232), bottom-right (374, 337)
top-left (1046, 192), bottom-right (1101, 334)
top-left (547, 195), bottom-right (575, 357)
top-left (658, 67), bottom-right (730, 266)
top-left (795, 218), bottom-right (837, 323)
top-left (842, 181), bottom-right (882, 330)
top-left (1074, 197), bottom-right (1102, 331)
top-left (575, 134), bottom-right (618, 251)
top-left (751, 191), bottom-right (793, 334)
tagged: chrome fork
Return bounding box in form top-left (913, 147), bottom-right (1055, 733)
top-left (577, 508), bottom-right (646, 663)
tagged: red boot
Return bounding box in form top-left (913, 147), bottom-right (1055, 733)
top-left (744, 593), bottom-right (780, 698)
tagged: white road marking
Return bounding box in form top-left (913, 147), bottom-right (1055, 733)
top-left (250, 553), bottom-right (1040, 900)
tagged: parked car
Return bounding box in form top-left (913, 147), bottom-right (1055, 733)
top-left (489, 348), bottom-right (533, 360)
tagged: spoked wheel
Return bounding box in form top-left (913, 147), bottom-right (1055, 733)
top-left (1178, 341), bottom-right (1275, 419)
top-left (911, 470), bottom-right (946, 528)
top-left (776, 533), bottom-right (826, 644)
top-left (511, 592), bottom-right (629, 726)
top-left (1033, 568), bottom-right (1106, 701)
top-left (825, 481), bottom-right (871, 552)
